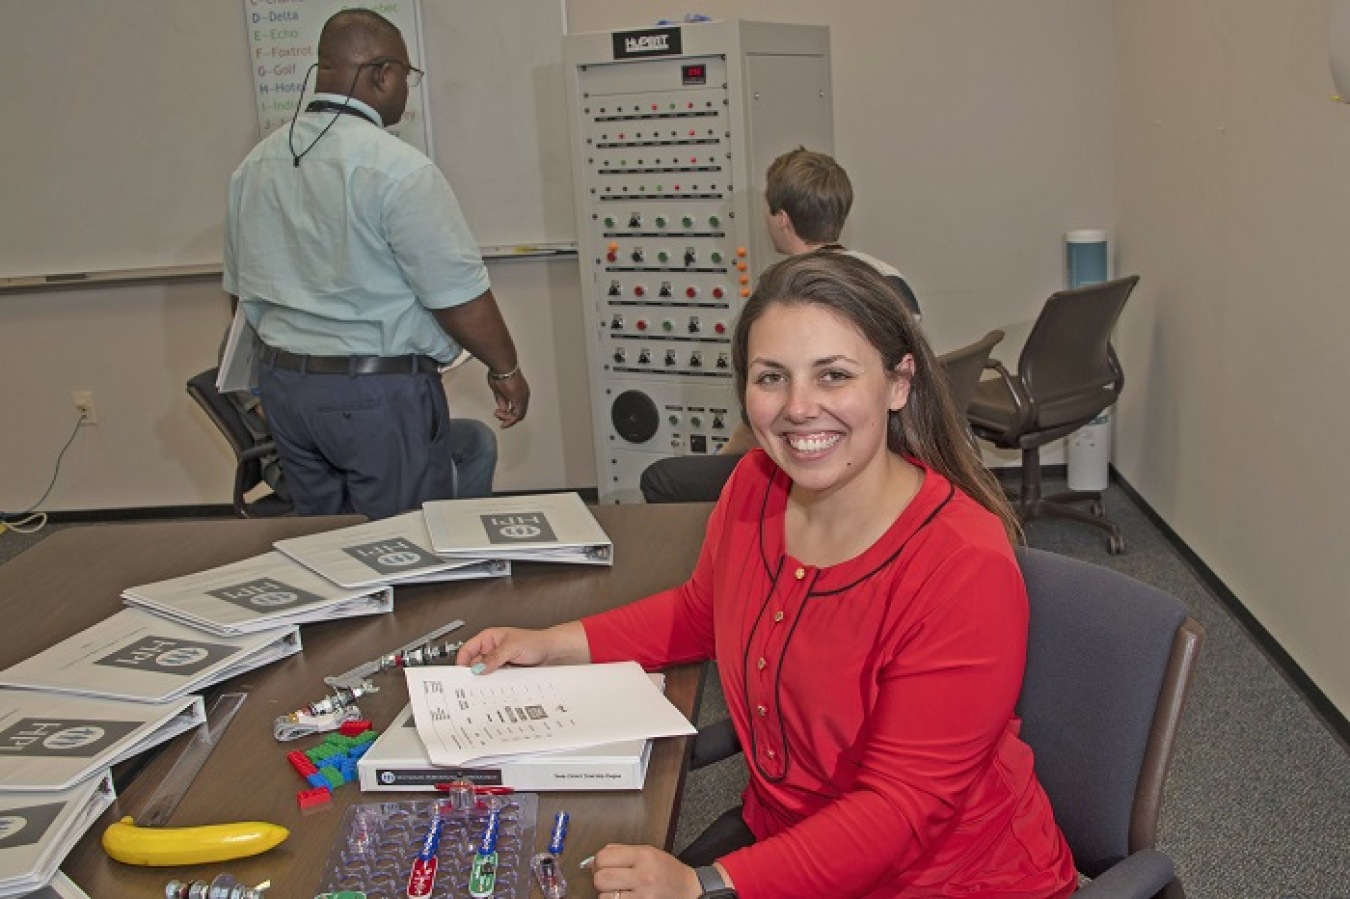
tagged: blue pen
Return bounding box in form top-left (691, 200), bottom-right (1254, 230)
top-left (531, 811), bottom-right (571, 898)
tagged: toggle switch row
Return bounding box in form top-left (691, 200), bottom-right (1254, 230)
top-left (604, 213), bottom-right (724, 230)
top-left (611, 347), bottom-right (731, 370)
top-left (609, 314), bottom-right (728, 334)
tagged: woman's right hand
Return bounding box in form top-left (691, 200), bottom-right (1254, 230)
top-left (455, 622), bottom-right (590, 674)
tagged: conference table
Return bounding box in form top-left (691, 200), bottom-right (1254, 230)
top-left (0, 504), bottom-right (714, 897)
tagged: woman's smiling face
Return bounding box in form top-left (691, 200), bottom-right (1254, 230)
top-left (744, 301), bottom-right (912, 499)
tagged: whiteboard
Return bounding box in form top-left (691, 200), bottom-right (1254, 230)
top-left (245, 0), bottom-right (433, 156)
top-left (0, 0), bottom-right (574, 281)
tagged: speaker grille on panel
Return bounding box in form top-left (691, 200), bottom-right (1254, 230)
top-left (611, 390), bottom-right (660, 444)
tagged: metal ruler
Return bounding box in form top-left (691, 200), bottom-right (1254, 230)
top-left (138, 691), bottom-right (247, 826)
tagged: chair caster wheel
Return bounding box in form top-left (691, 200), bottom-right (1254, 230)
top-left (1107, 534), bottom-right (1126, 555)
top-left (1090, 500), bottom-right (1105, 518)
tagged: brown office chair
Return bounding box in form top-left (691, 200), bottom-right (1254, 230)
top-left (937, 329), bottom-right (1004, 414)
top-left (966, 275), bottom-right (1138, 553)
top-left (185, 368), bottom-right (292, 518)
top-left (685, 548), bottom-right (1204, 899)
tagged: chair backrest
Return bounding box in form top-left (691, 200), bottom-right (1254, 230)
top-left (1019, 275), bottom-right (1138, 431)
top-left (1014, 548), bottom-right (1202, 877)
top-left (185, 368), bottom-right (276, 516)
top-left (186, 368), bottom-right (256, 459)
top-left (937, 329), bottom-right (1003, 414)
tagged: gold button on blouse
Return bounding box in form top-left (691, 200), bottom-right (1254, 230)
top-left (794, 567), bottom-right (806, 580)
top-left (756, 657), bottom-right (766, 670)
top-left (766, 749), bottom-right (777, 759)
top-left (756, 705), bottom-right (766, 716)
top-left (773, 611), bottom-right (784, 623)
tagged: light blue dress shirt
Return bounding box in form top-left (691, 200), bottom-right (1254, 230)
top-left (224, 93), bottom-right (489, 362)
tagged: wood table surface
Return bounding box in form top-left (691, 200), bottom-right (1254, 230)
top-left (0, 504), bottom-right (714, 898)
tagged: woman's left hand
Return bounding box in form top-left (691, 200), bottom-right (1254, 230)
top-left (587, 844), bottom-right (703, 899)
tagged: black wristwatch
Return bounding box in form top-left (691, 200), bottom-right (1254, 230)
top-left (695, 865), bottom-right (738, 898)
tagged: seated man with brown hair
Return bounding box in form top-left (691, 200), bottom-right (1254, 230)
top-left (640, 148), bottom-right (920, 503)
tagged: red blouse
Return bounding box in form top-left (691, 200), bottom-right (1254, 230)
top-left (584, 451), bottom-right (1076, 898)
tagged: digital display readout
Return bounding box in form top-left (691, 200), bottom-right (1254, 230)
top-left (682, 63), bottom-right (707, 86)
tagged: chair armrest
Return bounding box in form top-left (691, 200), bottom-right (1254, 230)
top-left (976, 358), bottom-right (1036, 441)
top-left (1073, 849), bottom-right (1175, 899)
top-left (689, 718), bottom-right (742, 770)
top-left (238, 441), bottom-right (278, 464)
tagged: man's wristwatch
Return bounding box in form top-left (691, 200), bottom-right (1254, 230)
top-left (694, 865), bottom-right (738, 898)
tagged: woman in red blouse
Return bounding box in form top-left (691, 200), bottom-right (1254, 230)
top-left (458, 252), bottom-right (1077, 899)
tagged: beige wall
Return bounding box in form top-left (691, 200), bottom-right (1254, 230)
top-left (1113, 0), bottom-right (1350, 716)
top-left (0, 260), bottom-right (593, 510)
top-left (0, 0), bottom-right (1113, 513)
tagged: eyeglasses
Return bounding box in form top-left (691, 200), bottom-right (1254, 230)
top-left (367, 57), bottom-right (424, 87)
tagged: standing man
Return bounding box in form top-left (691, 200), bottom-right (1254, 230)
top-left (224, 9), bottom-right (528, 519)
top-left (639, 148), bottom-right (919, 503)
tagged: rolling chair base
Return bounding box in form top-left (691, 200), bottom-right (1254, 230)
top-left (1007, 489), bottom-right (1125, 554)
top-left (1002, 453), bottom-right (1126, 554)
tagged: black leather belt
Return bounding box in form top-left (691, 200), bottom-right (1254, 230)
top-left (265, 347), bottom-right (441, 375)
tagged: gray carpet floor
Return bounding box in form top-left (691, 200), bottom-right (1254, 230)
top-left (673, 481), bottom-right (1350, 898)
top-left (3, 483), bottom-right (1348, 897)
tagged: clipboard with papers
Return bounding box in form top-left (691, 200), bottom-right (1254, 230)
top-left (121, 550), bottom-right (393, 636)
top-left (215, 305), bottom-right (261, 394)
top-left (422, 492), bottom-right (613, 566)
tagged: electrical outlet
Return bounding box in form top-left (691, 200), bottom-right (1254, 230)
top-left (72, 390), bottom-right (97, 425)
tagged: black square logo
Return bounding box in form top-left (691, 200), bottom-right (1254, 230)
top-left (343, 537), bottom-right (440, 575)
top-left (207, 577), bottom-right (326, 612)
top-left (0, 801), bottom-right (62, 850)
top-left (611, 26), bottom-right (682, 60)
top-left (93, 636), bottom-right (237, 677)
top-left (480, 512), bottom-right (556, 545)
top-left (0, 718), bottom-right (141, 758)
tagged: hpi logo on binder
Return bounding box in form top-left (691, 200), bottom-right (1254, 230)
top-left (0, 803), bottom-right (62, 850)
top-left (481, 513), bottom-right (557, 545)
top-left (93, 637), bottom-right (235, 677)
top-left (208, 578), bottom-right (323, 611)
top-left (344, 538), bottom-right (440, 575)
top-left (612, 27), bottom-right (682, 60)
top-left (0, 719), bottom-right (138, 758)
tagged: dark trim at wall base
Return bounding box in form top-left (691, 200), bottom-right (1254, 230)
top-left (1110, 467), bottom-right (1350, 751)
top-left (40, 505), bottom-right (237, 524)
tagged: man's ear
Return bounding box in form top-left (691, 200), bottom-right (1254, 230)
top-left (368, 61), bottom-right (392, 94)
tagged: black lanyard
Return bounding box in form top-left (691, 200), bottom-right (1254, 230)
top-left (305, 100), bottom-right (379, 127)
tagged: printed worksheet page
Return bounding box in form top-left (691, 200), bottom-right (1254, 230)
top-left (405, 662), bottom-right (695, 767)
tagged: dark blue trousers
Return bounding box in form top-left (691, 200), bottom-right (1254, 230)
top-left (259, 364), bottom-right (475, 519)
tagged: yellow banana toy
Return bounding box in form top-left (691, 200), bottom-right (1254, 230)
top-left (101, 816), bottom-right (289, 866)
